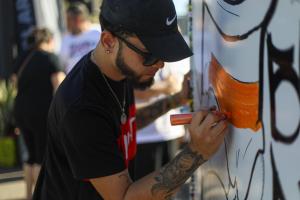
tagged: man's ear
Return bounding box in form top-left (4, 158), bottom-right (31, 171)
top-left (100, 31), bottom-right (116, 50)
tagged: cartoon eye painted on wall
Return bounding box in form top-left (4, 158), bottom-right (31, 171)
top-left (222, 0), bottom-right (246, 5)
top-left (204, 0), bottom-right (273, 37)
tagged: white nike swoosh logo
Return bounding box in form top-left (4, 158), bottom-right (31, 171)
top-left (166, 14), bottom-right (177, 26)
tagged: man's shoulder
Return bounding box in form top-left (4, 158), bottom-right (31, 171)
top-left (55, 63), bottom-right (86, 106)
top-left (56, 56), bottom-right (104, 109)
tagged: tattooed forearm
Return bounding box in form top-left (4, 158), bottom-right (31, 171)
top-left (136, 92), bottom-right (183, 129)
top-left (151, 145), bottom-right (206, 199)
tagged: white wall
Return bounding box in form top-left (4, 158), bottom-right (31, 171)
top-left (192, 0), bottom-right (300, 199)
top-left (32, 0), bottom-right (63, 53)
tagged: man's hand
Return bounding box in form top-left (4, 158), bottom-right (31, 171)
top-left (188, 110), bottom-right (228, 160)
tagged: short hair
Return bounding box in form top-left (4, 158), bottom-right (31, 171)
top-left (27, 27), bottom-right (53, 49)
top-left (67, 2), bottom-right (89, 20)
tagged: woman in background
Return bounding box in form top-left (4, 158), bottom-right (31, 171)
top-left (12, 28), bottom-right (65, 200)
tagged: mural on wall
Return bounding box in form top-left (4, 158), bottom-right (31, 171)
top-left (192, 0), bottom-right (300, 199)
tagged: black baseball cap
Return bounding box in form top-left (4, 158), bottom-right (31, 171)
top-left (100, 0), bottom-right (193, 62)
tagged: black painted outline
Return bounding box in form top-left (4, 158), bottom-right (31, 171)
top-left (202, 0), bottom-right (277, 42)
top-left (270, 145), bottom-right (285, 199)
top-left (236, 149), bottom-right (240, 168)
top-left (223, 0), bottom-right (246, 5)
top-left (267, 34), bottom-right (300, 144)
top-left (298, 181), bottom-right (300, 194)
top-left (217, 0), bottom-right (240, 17)
top-left (243, 138), bottom-right (253, 160)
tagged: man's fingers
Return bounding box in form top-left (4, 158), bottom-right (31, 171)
top-left (211, 128), bottom-right (228, 149)
top-left (187, 110), bottom-right (229, 159)
top-left (210, 120), bottom-right (228, 139)
top-left (202, 112), bottom-right (226, 129)
top-left (189, 110), bottom-right (209, 130)
top-left (189, 110), bottom-right (227, 133)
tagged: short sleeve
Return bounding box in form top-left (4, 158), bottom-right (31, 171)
top-left (61, 106), bottom-right (126, 180)
top-left (48, 53), bottom-right (64, 74)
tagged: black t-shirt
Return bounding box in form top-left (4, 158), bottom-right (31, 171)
top-left (14, 50), bottom-right (62, 125)
top-left (33, 52), bottom-right (137, 200)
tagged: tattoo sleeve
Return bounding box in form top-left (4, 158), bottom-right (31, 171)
top-left (151, 145), bottom-right (206, 199)
top-left (136, 92), bottom-right (183, 130)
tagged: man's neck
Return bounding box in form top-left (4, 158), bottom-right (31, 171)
top-left (91, 45), bottom-right (125, 81)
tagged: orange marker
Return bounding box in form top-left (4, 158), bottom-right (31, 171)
top-left (170, 113), bottom-right (193, 125)
top-left (170, 112), bottom-right (230, 126)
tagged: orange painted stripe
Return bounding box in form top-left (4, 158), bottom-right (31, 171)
top-left (209, 55), bottom-right (261, 132)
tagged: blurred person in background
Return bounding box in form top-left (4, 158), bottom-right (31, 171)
top-left (60, 2), bottom-right (101, 74)
top-left (134, 59), bottom-right (189, 180)
top-left (11, 27), bottom-right (65, 200)
top-left (65, 0), bottom-right (96, 14)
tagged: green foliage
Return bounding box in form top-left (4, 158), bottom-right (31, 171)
top-left (0, 137), bottom-right (17, 167)
top-left (0, 79), bottom-right (17, 137)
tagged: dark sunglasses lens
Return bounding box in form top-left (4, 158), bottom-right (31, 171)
top-left (143, 56), bottom-right (159, 66)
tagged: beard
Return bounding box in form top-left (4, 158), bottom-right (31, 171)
top-left (115, 43), bottom-right (154, 90)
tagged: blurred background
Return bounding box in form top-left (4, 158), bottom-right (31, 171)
top-left (0, 0), bottom-right (189, 79)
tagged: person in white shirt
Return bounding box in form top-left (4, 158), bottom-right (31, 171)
top-left (134, 58), bottom-right (190, 180)
top-left (60, 2), bottom-right (101, 74)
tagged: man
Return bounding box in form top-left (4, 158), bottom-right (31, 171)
top-left (33, 0), bottom-right (228, 199)
top-left (60, 2), bottom-right (100, 74)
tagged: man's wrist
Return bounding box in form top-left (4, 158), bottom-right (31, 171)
top-left (187, 142), bottom-right (210, 161)
top-left (166, 92), bottom-right (186, 109)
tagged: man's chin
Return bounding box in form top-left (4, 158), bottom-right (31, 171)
top-left (131, 77), bottom-right (154, 90)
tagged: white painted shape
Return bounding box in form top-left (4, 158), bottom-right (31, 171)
top-left (275, 81), bottom-right (300, 135)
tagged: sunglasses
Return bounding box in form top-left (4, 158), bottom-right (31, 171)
top-left (113, 33), bottom-right (160, 66)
